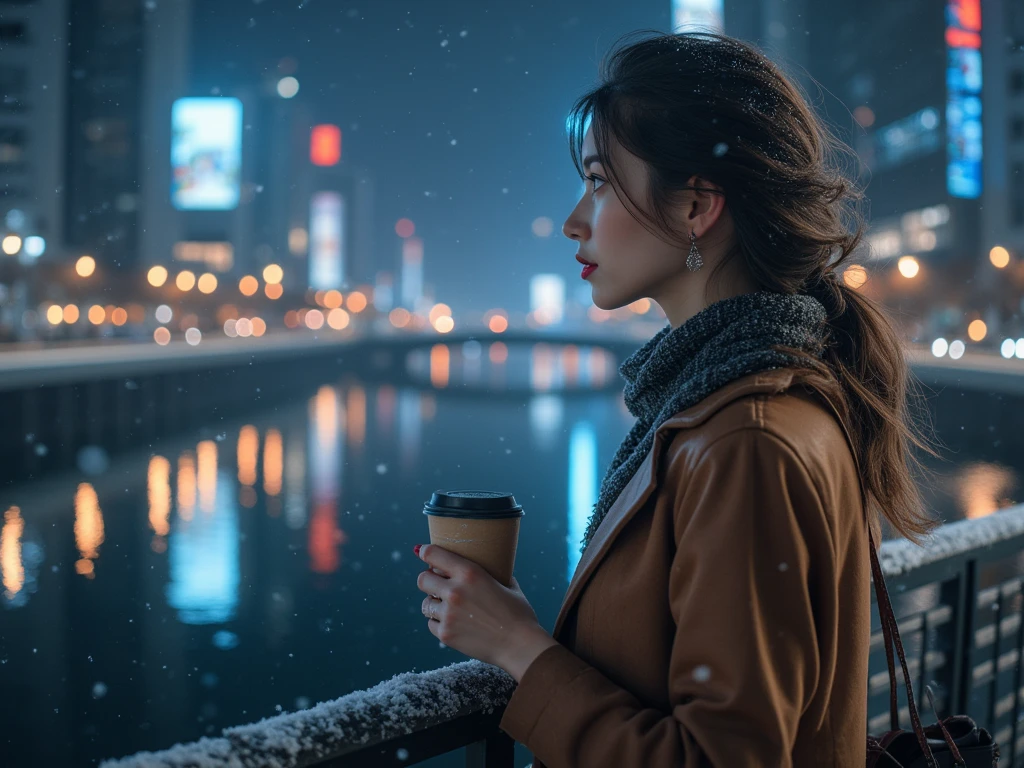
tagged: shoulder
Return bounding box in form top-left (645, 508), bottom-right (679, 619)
top-left (661, 379), bottom-right (859, 507)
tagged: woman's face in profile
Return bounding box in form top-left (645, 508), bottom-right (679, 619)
top-left (563, 126), bottom-right (692, 313)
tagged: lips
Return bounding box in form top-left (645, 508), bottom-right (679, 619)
top-left (575, 253), bottom-right (597, 266)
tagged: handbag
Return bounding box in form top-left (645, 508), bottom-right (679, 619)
top-left (865, 524), bottom-right (1000, 767)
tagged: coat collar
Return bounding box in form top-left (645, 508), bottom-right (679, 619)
top-left (552, 368), bottom-right (807, 640)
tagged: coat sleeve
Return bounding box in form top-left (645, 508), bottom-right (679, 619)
top-left (498, 427), bottom-right (828, 767)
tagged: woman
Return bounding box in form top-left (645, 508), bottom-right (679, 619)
top-left (414, 29), bottom-right (939, 767)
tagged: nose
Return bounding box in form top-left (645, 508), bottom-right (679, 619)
top-left (562, 212), bottom-right (588, 242)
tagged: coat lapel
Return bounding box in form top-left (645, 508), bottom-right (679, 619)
top-left (550, 368), bottom-right (799, 641)
top-left (552, 441), bottom-right (660, 640)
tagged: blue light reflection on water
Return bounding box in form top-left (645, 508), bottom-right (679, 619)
top-left (166, 469), bottom-right (240, 625)
top-left (567, 421), bottom-right (598, 583)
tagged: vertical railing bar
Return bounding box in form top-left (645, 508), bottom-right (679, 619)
top-left (955, 559), bottom-right (978, 716)
top-left (1009, 584), bottom-right (1024, 765)
top-left (918, 607), bottom-right (930, 713)
top-left (989, 581), bottom-right (1004, 732)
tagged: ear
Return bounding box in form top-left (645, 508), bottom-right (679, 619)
top-left (683, 175), bottom-right (726, 240)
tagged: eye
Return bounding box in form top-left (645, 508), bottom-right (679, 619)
top-left (584, 173), bottom-right (605, 193)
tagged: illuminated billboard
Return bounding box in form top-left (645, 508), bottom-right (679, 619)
top-left (308, 191), bottom-right (345, 290)
top-left (171, 97), bottom-right (243, 211)
top-left (945, 0), bottom-right (982, 199)
top-left (671, 0), bottom-right (723, 31)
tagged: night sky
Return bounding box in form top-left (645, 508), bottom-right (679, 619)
top-left (189, 0), bottom-right (675, 313)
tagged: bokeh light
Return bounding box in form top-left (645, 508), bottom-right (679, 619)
top-left (76, 256), bottom-right (96, 278)
top-left (990, 246), bottom-right (1010, 269)
top-left (176, 270), bottom-right (196, 291)
top-left (263, 264), bottom-right (284, 284)
top-left (148, 266), bottom-right (168, 287)
top-left (897, 256), bottom-right (920, 279)
top-left (197, 273), bottom-right (218, 294)
top-left (239, 275), bottom-right (258, 296)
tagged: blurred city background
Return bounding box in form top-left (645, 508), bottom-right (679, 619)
top-left (1, 0), bottom-right (1023, 767)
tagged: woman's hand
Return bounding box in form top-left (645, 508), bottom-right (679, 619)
top-left (415, 544), bottom-right (559, 681)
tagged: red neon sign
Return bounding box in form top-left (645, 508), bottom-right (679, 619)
top-left (310, 124), bottom-right (341, 167)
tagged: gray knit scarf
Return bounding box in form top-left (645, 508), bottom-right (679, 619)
top-left (579, 290), bottom-right (830, 555)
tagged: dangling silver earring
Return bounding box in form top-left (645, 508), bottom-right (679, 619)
top-left (686, 230), bottom-right (703, 272)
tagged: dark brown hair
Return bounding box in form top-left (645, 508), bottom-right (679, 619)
top-left (568, 29), bottom-right (941, 544)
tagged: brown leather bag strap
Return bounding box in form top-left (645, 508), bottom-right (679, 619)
top-left (869, 531), bottom-right (938, 767)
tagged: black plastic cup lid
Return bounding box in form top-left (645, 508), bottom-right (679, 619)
top-left (423, 490), bottom-right (524, 519)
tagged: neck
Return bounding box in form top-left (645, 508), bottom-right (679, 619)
top-left (652, 250), bottom-right (759, 330)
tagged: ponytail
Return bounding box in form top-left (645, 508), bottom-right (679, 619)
top-left (805, 270), bottom-right (942, 545)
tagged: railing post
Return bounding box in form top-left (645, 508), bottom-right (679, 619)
top-left (954, 558), bottom-right (979, 715)
top-left (464, 729), bottom-right (515, 768)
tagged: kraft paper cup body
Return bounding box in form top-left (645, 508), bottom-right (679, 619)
top-left (425, 515), bottom-right (521, 588)
top-left (423, 491), bottom-right (523, 588)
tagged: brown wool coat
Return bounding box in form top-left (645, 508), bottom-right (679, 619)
top-left (498, 368), bottom-right (872, 767)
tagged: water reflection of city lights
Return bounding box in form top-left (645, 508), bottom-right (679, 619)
top-left (430, 344), bottom-right (450, 388)
top-left (309, 386), bottom-right (344, 574)
top-left (237, 425), bottom-right (259, 486)
top-left (347, 386), bottom-right (366, 446)
top-left (74, 483), bottom-right (105, 578)
top-left (955, 462), bottom-right (1018, 520)
top-left (168, 469), bottom-right (240, 625)
top-left (1, 506), bottom-right (41, 608)
top-left (2, 507), bottom-right (24, 599)
top-left (285, 432), bottom-right (307, 530)
top-left (148, 456), bottom-right (171, 546)
top-left (198, 440), bottom-right (218, 515)
top-left (486, 341), bottom-right (507, 365)
top-left (264, 429), bottom-right (283, 496)
top-left (177, 452), bottom-right (197, 522)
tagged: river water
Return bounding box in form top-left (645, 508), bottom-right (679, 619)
top-left (0, 342), bottom-right (1020, 767)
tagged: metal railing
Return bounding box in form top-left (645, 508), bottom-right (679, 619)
top-left (100, 504), bottom-right (1024, 768)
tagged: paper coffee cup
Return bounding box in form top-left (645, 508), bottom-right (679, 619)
top-left (422, 490), bottom-right (524, 588)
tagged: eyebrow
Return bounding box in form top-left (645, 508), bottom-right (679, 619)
top-left (583, 153), bottom-right (603, 170)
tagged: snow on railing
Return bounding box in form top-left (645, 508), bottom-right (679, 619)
top-left (99, 503), bottom-right (1024, 768)
top-left (98, 658), bottom-right (516, 768)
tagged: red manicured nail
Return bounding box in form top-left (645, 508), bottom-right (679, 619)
top-left (413, 544), bottom-right (422, 557)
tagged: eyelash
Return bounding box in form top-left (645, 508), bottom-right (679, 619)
top-left (584, 173), bottom-right (605, 193)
